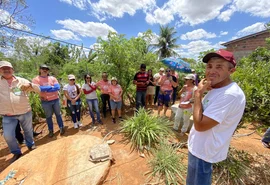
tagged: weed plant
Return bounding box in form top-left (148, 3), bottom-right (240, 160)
top-left (121, 108), bottom-right (172, 151)
top-left (148, 140), bottom-right (186, 185)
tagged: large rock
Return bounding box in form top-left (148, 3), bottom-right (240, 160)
top-left (0, 135), bottom-right (111, 185)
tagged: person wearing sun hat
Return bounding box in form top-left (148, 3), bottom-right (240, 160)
top-left (0, 61), bottom-right (40, 163)
top-left (63, 74), bottom-right (82, 129)
top-left (173, 74), bottom-right (197, 135)
top-left (186, 49), bottom-right (246, 185)
top-left (108, 77), bottom-right (123, 123)
top-left (32, 64), bottom-right (65, 138)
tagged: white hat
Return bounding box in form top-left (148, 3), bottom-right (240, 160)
top-left (159, 67), bottom-right (165, 71)
top-left (111, 77), bottom-right (118, 82)
top-left (184, 74), bottom-right (195, 80)
top-left (68, 74), bottom-right (76, 80)
top-left (0, 61), bottom-right (13, 69)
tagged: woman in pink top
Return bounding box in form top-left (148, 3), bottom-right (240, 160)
top-left (32, 64), bottom-right (64, 138)
top-left (173, 74), bottom-right (197, 135)
top-left (108, 77), bottom-right (123, 123)
top-left (158, 69), bottom-right (178, 116)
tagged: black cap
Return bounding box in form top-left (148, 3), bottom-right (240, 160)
top-left (40, 64), bottom-right (50, 69)
top-left (140, 64), bottom-right (146, 69)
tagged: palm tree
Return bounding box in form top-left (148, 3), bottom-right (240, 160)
top-left (153, 25), bottom-right (180, 59)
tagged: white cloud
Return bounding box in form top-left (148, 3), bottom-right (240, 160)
top-left (220, 31), bottom-right (228, 35)
top-left (145, 8), bottom-right (174, 25)
top-left (91, 0), bottom-right (156, 21)
top-left (236, 22), bottom-right (266, 37)
top-left (177, 40), bottom-right (222, 59)
top-left (234, 0), bottom-right (270, 18)
top-left (56, 19), bottom-right (117, 39)
top-left (0, 9), bottom-right (30, 31)
top-left (59, 0), bottom-right (89, 10)
top-left (218, 5), bottom-right (236, 22)
top-left (146, 0), bottom-right (232, 26)
top-left (181, 29), bottom-right (217, 40)
top-left (51, 29), bottom-right (81, 41)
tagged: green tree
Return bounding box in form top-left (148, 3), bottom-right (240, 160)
top-left (96, 32), bottom-right (158, 104)
top-left (152, 25), bottom-right (180, 59)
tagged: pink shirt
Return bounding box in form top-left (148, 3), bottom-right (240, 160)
top-left (108, 84), bottom-right (122, 102)
top-left (32, 76), bottom-right (59, 101)
top-left (160, 76), bottom-right (173, 91)
top-left (179, 85), bottom-right (196, 109)
top-left (96, 80), bottom-right (111, 94)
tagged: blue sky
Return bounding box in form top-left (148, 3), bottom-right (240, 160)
top-left (2, 0), bottom-right (270, 59)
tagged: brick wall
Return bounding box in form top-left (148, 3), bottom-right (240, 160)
top-left (225, 31), bottom-right (270, 61)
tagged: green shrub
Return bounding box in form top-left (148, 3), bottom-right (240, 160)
top-left (120, 108), bottom-right (172, 151)
top-left (232, 47), bottom-right (270, 125)
top-left (148, 141), bottom-right (186, 185)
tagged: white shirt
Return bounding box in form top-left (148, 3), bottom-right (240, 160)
top-left (63, 84), bottom-right (81, 99)
top-left (82, 82), bottom-right (98, 100)
top-left (188, 82), bottom-right (246, 163)
top-left (153, 73), bottom-right (164, 86)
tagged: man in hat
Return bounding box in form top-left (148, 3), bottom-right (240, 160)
top-left (186, 49), bottom-right (246, 185)
top-left (153, 67), bottom-right (164, 105)
top-left (32, 64), bottom-right (65, 138)
top-left (0, 61), bottom-right (40, 163)
top-left (133, 64), bottom-right (149, 110)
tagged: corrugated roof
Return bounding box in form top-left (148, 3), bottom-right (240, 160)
top-left (221, 29), bottom-right (270, 46)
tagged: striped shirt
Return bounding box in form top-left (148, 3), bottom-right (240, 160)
top-left (134, 72), bottom-right (149, 92)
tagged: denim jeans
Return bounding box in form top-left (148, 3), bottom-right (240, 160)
top-left (136, 91), bottom-right (146, 110)
top-left (100, 94), bottom-right (111, 117)
top-left (2, 111), bottom-right (35, 154)
top-left (67, 99), bottom-right (81, 123)
top-left (186, 152), bottom-right (213, 185)
top-left (262, 128), bottom-right (270, 143)
top-left (86, 99), bottom-right (101, 123)
top-left (41, 98), bottom-right (64, 131)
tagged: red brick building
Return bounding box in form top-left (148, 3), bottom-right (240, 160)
top-left (221, 29), bottom-right (270, 61)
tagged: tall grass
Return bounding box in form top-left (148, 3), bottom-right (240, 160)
top-left (120, 108), bottom-right (172, 151)
top-left (148, 141), bottom-right (186, 185)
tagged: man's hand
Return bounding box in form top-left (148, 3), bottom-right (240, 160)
top-left (20, 83), bottom-right (32, 91)
top-left (197, 78), bottom-right (212, 95)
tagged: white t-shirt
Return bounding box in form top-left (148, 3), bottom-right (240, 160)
top-left (153, 73), bottom-right (164, 86)
top-left (63, 84), bottom-right (81, 99)
top-left (82, 82), bottom-right (98, 100)
top-left (188, 82), bottom-right (246, 163)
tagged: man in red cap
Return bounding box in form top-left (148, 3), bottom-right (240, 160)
top-left (186, 49), bottom-right (246, 185)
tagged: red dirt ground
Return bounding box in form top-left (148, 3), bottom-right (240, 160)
top-left (0, 108), bottom-right (269, 185)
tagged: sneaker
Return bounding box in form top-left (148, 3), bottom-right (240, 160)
top-left (77, 121), bottom-right (83, 127)
top-left (112, 118), bottom-right (116, 124)
top-left (262, 141), bottom-right (270, 148)
top-left (10, 153), bottom-right (22, 163)
top-left (18, 140), bottom-right (26, 145)
top-left (74, 122), bottom-right (79, 129)
top-left (49, 130), bottom-right (54, 138)
top-left (60, 127), bottom-right (65, 135)
top-left (28, 145), bottom-right (37, 151)
top-left (119, 117), bottom-right (124, 122)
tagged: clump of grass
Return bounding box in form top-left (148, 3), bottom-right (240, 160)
top-left (213, 147), bottom-right (252, 185)
top-left (120, 108), bottom-right (172, 151)
top-left (147, 140), bottom-right (186, 185)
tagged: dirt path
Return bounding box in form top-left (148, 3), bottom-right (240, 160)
top-left (0, 108), bottom-right (269, 185)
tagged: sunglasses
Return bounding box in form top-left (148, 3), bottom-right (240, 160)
top-left (41, 68), bottom-right (49, 71)
top-left (86, 77), bottom-right (91, 79)
top-left (69, 79), bottom-right (75, 81)
top-left (166, 70), bottom-right (171, 72)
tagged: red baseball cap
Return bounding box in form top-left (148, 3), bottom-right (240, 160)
top-left (203, 49), bottom-right (236, 67)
